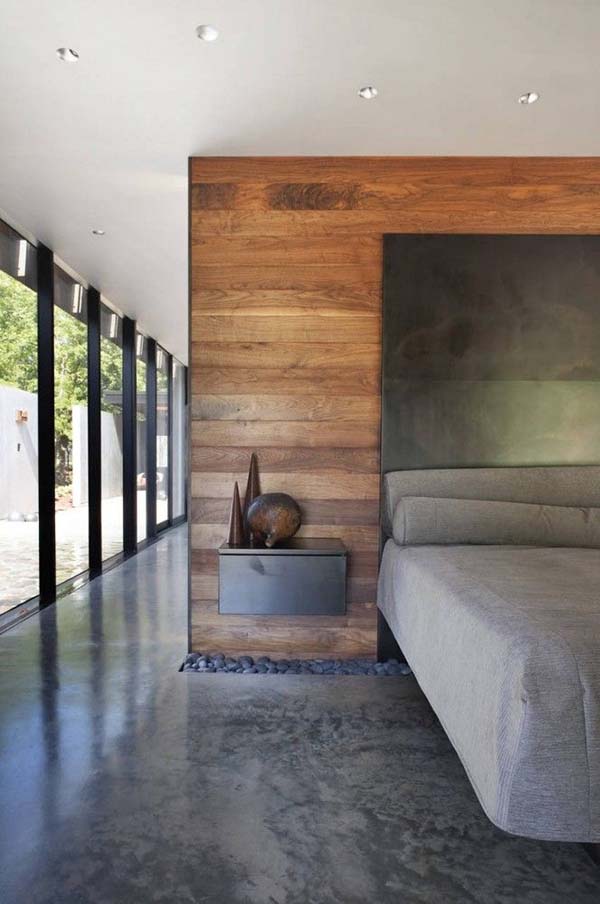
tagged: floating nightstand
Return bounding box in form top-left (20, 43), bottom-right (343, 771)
top-left (218, 538), bottom-right (347, 616)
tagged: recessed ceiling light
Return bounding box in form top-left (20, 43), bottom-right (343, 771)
top-left (518, 91), bottom-right (540, 105)
top-left (91, 229), bottom-right (105, 236)
top-left (196, 24), bottom-right (219, 42)
top-left (56, 47), bottom-right (79, 63)
top-left (358, 86), bottom-right (378, 100)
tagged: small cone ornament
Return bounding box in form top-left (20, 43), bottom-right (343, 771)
top-left (227, 481), bottom-right (245, 547)
top-left (243, 452), bottom-right (261, 546)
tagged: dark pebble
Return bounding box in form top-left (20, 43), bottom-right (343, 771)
top-left (182, 656), bottom-right (411, 678)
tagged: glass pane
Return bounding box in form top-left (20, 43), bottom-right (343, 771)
top-left (156, 347), bottom-right (169, 525)
top-left (172, 359), bottom-right (186, 519)
top-left (101, 305), bottom-right (123, 560)
top-left (0, 238), bottom-right (39, 615)
top-left (54, 266), bottom-right (89, 584)
top-left (136, 333), bottom-right (147, 542)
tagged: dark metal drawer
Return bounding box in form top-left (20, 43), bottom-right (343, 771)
top-left (218, 553), bottom-right (346, 616)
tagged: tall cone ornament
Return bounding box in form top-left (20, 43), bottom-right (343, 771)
top-left (243, 453), bottom-right (261, 546)
top-left (227, 481), bottom-right (245, 547)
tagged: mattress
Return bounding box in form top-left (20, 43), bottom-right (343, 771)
top-left (378, 540), bottom-right (600, 841)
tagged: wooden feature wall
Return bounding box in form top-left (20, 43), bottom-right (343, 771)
top-left (189, 156), bottom-right (600, 658)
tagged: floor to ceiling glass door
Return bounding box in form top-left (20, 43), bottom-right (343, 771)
top-left (0, 215), bottom-right (187, 623)
top-left (136, 333), bottom-right (148, 543)
top-left (0, 225), bottom-right (39, 615)
top-left (156, 346), bottom-right (169, 527)
top-left (101, 304), bottom-right (124, 561)
top-left (54, 266), bottom-right (89, 585)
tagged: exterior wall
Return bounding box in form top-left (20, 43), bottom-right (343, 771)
top-left (73, 407), bottom-right (123, 506)
top-left (189, 156), bottom-right (600, 659)
top-left (0, 385), bottom-right (38, 518)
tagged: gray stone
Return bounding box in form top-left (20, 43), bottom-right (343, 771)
top-left (385, 663), bottom-right (404, 676)
top-left (183, 655), bottom-right (413, 679)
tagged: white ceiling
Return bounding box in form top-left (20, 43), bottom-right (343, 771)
top-left (2, 0), bottom-right (600, 364)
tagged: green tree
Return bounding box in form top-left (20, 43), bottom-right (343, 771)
top-left (0, 270), bottom-right (37, 392)
top-left (0, 270), bottom-right (124, 491)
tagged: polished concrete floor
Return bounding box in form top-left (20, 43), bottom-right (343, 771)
top-left (0, 526), bottom-right (599, 904)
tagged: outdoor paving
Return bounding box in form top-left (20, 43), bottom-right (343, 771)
top-left (0, 495), bottom-right (131, 615)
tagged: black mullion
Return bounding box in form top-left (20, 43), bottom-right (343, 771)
top-left (122, 317), bottom-right (137, 555)
top-left (87, 288), bottom-right (102, 576)
top-left (37, 244), bottom-right (56, 606)
top-left (167, 352), bottom-right (173, 526)
top-left (146, 338), bottom-right (157, 539)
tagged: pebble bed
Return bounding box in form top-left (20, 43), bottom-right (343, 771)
top-left (182, 652), bottom-right (412, 676)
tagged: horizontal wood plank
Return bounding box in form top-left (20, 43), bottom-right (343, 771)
top-left (191, 366), bottom-right (379, 396)
top-left (190, 623), bottom-right (377, 658)
top-left (191, 470), bottom-right (379, 500)
top-left (191, 288), bottom-right (380, 316)
top-left (192, 314), bottom-right (380, 344)
top-left (190, 156), bottom-right (521, 185)
top-left (191, 497), bottom-right (380, 526)
top-left (191, 420), bottom-right (379, 448)
top-left (193, 341), bottom-right (380, 370)
top-left (191, 208), bottom-right (600, 237)
top-left (190, 446), bottom-right (379, 474)
top-left (191, 263), bottom-right (380, 291)
top-left (192, 180), bottom-right (600, 212)
top-left (191, 600), bottom-right (376, 628)
top-left (192, 393), bottom-right (379, 423)
top-left (191, 522), bottom-right (378, 552)
top-left (191, 235), bottom-right (382, 265)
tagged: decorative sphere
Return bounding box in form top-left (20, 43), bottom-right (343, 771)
top-left (246, 493), bottom-right (302, 548)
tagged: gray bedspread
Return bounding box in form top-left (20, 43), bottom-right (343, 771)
top-left (378, 541), bottom-right (600, 841)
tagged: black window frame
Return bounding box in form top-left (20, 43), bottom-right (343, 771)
top-left (0, 219), bottom-right (187, 633)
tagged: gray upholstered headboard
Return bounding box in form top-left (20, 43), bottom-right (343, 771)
top-left (382, 466), bottom-right (600, 536)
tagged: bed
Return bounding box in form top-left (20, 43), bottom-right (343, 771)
top-left (377, 466), bottom-right (600, 842)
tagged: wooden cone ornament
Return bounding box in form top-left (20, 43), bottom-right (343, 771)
top-left (227, 481), bottom-right (245, 547)
top-left (243, 452), bottom-right (261, 546)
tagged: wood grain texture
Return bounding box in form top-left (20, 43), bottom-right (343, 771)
top-left (190, 156), bottom-right (600, 658)
top-left (191, 447), bottom-right (379, 474)
top-left (193, 341), bottom-right (380, 369)
top-left (191, 421), bottom-right (379, 448)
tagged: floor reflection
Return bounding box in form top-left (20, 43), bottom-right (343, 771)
top-left (0, 525), bottom-right (188, 902)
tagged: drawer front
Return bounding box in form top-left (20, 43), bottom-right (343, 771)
top-left (219, 554), bottom-right (346, 616)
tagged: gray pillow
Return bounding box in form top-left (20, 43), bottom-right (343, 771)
top-left (393, 496), bottom-right (600, 548)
